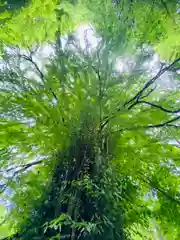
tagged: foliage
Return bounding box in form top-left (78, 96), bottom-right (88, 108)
top-left (0, 0), bottom-right (179, 240)
top-left (80, 0), bottom-right (180, 60)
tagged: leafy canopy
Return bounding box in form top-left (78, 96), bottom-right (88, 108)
top-left (0, 0), bottom-right (180, 239)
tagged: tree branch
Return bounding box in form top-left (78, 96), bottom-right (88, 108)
top-left (19, 54), bottom-right (58, 101)
top-left (128, 100), bottom-right (180, 113)
top-left (138, 171), bottom-right (180, 205)
top-left (161, 0), bottom-right (171, 16)
top-left (100, 57), bottom-right (180, 131)
top-left (160, 0), bottom-right (175, 23)
top-left (113, 115), bottom-right (180, 133)
top-left (0, 183), bottom-right (8, 194)
top-left (12, 159), bottom-right (44, 176)
top-left (124, 57), bottom-right (180, 107)
top-left (19, 54), bottom-right (44, 80)
top-left (0, 160), bottom-right (44, 195)
top-left (140, 85), bottom-right (157, 99)
top-left (0, 159), bottom-right (43, 174)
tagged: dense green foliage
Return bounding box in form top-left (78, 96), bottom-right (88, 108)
top-left (0, 0), bottom-right (180, 239)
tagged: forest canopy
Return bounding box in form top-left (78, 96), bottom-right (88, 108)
top-left (0, 0), bottom-right (180, 239)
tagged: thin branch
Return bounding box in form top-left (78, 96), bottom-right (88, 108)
top-left (100, 114), bottom-right (115, 131)
top-left (0, 184), bottom-right (8, 194)
top-left (138, 171), bottom-right (180, 205)
top-left (0, 213), bottom-right (11, 229)
top-left (19, 54), bottom-right (58, 101)
top-left (94, 51), bottom-right (105, 142)
top-left (161, 0), bottom-right (171, 16)
top-left (140, 85), bottom-right (157, 99)
top-left (101, 101), bottom-right (180, 133)
top-left (0, 218), bottom-right (7, 228)
top-left (0, 160), bottom-right (44, 195)
top-left (124, 65), bottom-right (163, 107)
top-left (13, 159), bottom-right (44, 176)
top-left (20, 54), bottom-right (44, 80)
top-left (0, 159), bottom-right (43, 174)
top-left (176, 140), bottom-right (180, 146)
top-left (98, 69), bottom-right (102, 122)
top-left (160, 0), bottom-right (175, 23)
top-left (100, 58), bottom-right (180, 131)
top-left (28, 45), bottom-right (40, 57)
top-left (124, 57), bottom-right (180, 107)
top-left (128, 100), bottom-right (180, 113)
top-left (114, 115), bottom-right (180, 133)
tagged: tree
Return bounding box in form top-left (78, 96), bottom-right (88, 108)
top-left (0, 0), bottom-right (180, 239)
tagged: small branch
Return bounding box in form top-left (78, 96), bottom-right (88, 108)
top-left (161, 0), bottom-right (171, 17)
top-left (101, 105), bottom-right (180, 133)
top-left (128, 100), bottom-right (180, 113)
top-left (0, 184), bottom-right (8, 194)
top-left (0, 218), bottom-right (7, 227)
top-left (124, 65), bottom-right (163, 107)
top-left (124, 57), bottom-right (180, 107)
top-left (100, 114), bottom-right (116, 132)
top-left (100, 58), bottom-right (180, 131)
top-left (0, 160), bottom-right (44, 195)
top-left (114, 115), bottom-right (180, 133)
top-left (140, 85), bottom-right (157, 99)
top-left (19, 54), bottom-right (58, 101)
top-left (138, 171), bottom-right (180, 205)
top-left (0, 213), bottom-right (11, 228)
top-left (0, 159), bottom-right (43, 174)
top-left (160, 0), bottom-right (176, 24)
top-left (98, 69), bottom-right (102, 129)
top-left (28, 45), bottom-right (40, 57)
top-left (12, 159), bottom-right (44, 176)
top-left (20, 54), bottom-right (44, 80)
